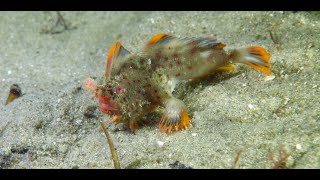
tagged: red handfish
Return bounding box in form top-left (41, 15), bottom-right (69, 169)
top-left (84, 34), bottom-right (271, 133)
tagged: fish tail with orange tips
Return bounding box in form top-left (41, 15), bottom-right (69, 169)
top-left (230, 46), bottom-right (272, 75)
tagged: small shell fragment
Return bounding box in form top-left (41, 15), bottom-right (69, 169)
top-left (156, 140), bottom-right (164, 147)
top-left (5, 84), bottom-right (22, 105)
top-left (264, 75), bottom-right (275, 81)
top-left (295, 144), bottom-right (302, 150)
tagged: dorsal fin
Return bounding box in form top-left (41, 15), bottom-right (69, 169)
top-left (145, 33), bottom-right (174, 47)
top-left (187, 36), bottom-right (226, 51)
top-left (105, 41), bottom-right (130, 80)
top-left (145, 34), bottom-right (225, 51)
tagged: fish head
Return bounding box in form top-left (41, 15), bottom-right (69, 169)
top-left (84, 77), bottom-right (122, 116)
top-left (99, 41), bottom-right (132, 116)
top-left (97, 81), bottom-right (125, 116)
top-left (84, 41), bottom-right (132, 117)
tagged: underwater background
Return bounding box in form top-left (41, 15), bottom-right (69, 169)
top-left (0, 11), bottom-right (319, 168)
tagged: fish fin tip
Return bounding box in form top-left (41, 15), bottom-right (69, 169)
top-left (247, 46), bottom-right (271, 62)
top-left (216, 64), bottom-right (236, 72)
top-left (233, 46), bottom-right (272, 75)
top-left (146, 33), bottom-right (174, 47)
top-left (115, 41), bottom-right (131, 58)
top-left (159, 98), bottom-right (191, 133)
top-left (115, 41), bottom-right (121, 56)
top-left (159, 110), bottom-right (191, 133)
top-left (111, 116), bottom-right (122, 123)
top-left (129, 120), bottom-right (139, 132)
top-left (105, 42), bottom-right (131, 78)
top-left (213, 42), bottom-right (226, 49)
top-left (105, 43), bottom-right (116, 78)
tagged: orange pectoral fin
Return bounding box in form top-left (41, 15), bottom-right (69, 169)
top-left (159, 110), bottom-right (191, 133)
top-left (179, 111), bottom-right (191, 130)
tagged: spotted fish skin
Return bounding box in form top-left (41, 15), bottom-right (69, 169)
top-left (84, 34), bottom-right (271, 133)
top-left (144, 35), bottom-right (229, 81)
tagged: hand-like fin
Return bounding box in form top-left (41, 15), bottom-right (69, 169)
top-left (159, 98), bottom-right (191, 133)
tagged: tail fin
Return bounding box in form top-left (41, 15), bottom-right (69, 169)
top-left (230, 46), bottom-right (272, 75)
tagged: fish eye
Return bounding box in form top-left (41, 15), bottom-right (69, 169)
top-left (116, 85), bottom-right (124, 94)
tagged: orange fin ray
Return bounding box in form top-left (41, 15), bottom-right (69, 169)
top-left (232, 46), bottom-right (272, 75)
top-left (159, 110), bottom-right (191, 133)
top-left (105, 116), bottom-right (122, 123)
top-left (129, 120), bottom-right (139, 133)
top-left (105, 42), bottom-right (131, 80)
top-left (216, 64), bottom-right (236, 72)
top-left (145, 33), bottom-right (174, 47)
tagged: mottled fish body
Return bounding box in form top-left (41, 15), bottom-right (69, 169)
top-left (84, 34), bottom-right (271, 133)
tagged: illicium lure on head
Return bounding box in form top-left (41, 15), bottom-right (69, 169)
top-left (84, 34), bottom-right (271, 133)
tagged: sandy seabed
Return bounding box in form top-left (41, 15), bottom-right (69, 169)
top-left (0, 11), bottom-right (319, 169)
